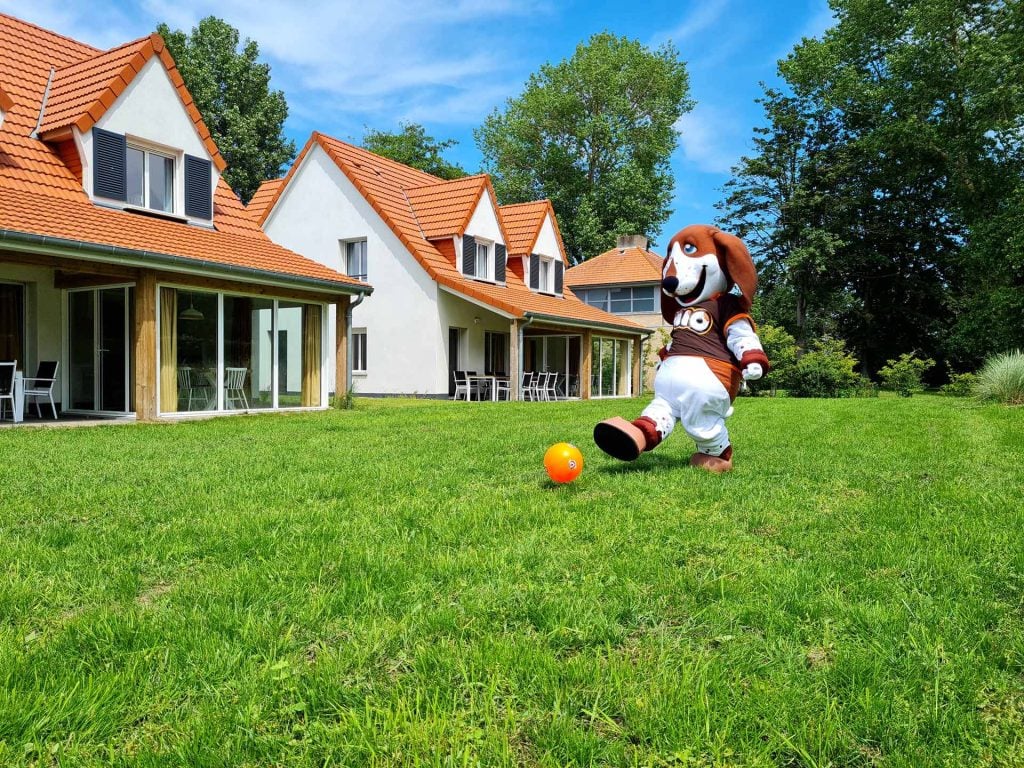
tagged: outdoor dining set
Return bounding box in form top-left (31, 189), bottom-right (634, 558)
top-left (0, 360), bottom-right (60, 423)
top-left (452, 370), bottom-right (577, 401)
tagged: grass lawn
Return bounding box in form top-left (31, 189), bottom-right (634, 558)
top-left (1, 395), bottom-right (1023, 767)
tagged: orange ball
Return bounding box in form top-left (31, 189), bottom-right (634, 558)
top-left (544, 442), bottom-right (584, 483)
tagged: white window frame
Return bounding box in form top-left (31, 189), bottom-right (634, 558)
top-left (352, 328), bottom-right (368, 374)
top-left (473, 239), bottom-right (494, 281)
top-left (539, 256), bottom-right (555, 294)
top-left (127, 142), bottom-right (177, 214)
top-left (343, 239), bottom-right (368, 281)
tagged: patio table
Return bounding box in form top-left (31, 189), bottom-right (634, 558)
top-left (466, 374), bottom-right (497, 401)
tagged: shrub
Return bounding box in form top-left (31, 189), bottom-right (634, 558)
top-left (878, 353), bottom-right (935, 397)
top-left (746, 324), bottom-right (797, 396)
top-left (853, 374), bottom-right (880, 398)
top-left (940, 372), bottom-right (978, 397)
top-left (789, 337), bottom-right (861, 398)
top-left (974, 350), bottom-right (1024, 405)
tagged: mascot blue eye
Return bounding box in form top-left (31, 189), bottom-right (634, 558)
top-left (683, 243), bottom-right (697, 255)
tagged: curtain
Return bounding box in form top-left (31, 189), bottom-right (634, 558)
top-left (159, 287), bottom-right (178, 412)
top-left (617, 340), bottom-right (631, 396)
top-left (0, 284), bottom-right (24, 364)
top-left (301, 304), bottom-right (321, 407)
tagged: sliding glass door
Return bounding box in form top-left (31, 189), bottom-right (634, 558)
top-left (67, 286), bottom-right (133, 414)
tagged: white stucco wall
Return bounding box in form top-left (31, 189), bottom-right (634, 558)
top-left (437, 290), bottom-right (513, 375)
top-left (262, 144), bottom-right (445, 395)
top-left (533, 214), bottom-right (562, 260)
top-left (457, 194), bottom-right (506, 273)
top-left (0, 265), bottom-right (63, 385)
top-left (77, 57), bottom-right (220, 222)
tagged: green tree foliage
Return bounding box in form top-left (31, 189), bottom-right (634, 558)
top-left (362, 123), bottom-right (467, 180)
top-left (747, 324), bottom-right (799, 396)
top-left (719, 0), bottom-right (1024, 373)
top-left (476, 33), bottom-right (691, 264)
top-left (879, 353), bottom-right (936, 397)
top-left (158, 17), bottom-right (296, 204)
top-left (790, 337), bottom-right (862, 398)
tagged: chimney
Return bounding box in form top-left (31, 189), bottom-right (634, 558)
top-left (616, 234), bottom-right (648, 251)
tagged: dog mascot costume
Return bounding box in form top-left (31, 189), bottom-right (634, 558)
top-left (593, 225), bottom-right (769, 473)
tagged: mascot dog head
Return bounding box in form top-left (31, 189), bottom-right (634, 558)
top-left (661, 224), bottom-right (757, 323)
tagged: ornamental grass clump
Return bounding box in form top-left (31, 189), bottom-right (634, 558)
top-left (974, 350), bottom-right (1024, 405)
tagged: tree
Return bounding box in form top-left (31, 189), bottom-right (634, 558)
top-left (158, 17), bottom-right (296, 203)
top-left (361, 123), bottom-right (467, 180)
top-left (720, 0), bottom-right (1024, 374)
top-left (476, 32), bottom-right (691, 264)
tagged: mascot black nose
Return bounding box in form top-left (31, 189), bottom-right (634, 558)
top-left (662, 275), bottom-right (679, 294)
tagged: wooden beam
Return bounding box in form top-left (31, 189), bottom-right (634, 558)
top-left (2, 250), bottom-right (138, 278)
top-left (581, 330), bottom-right (592, 400)
top-left (134, 271), bottom-right (158, 421)
top-left (510, 319), bottom-right (521, 400)
top-left (55, 270), bottom-right (138, 289)
top-left (632, 336), bottom-right (642, 397)
top-left (334, 296), bottom-right (350, 405)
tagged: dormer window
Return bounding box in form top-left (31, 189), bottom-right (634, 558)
top-left (462, 236), bottom-right (506, 283)
top-left (127, 145), bottom-right (175, 213)
top-left (91, 128), bottom-right (213, 222)
top-left (529, 253), bottom-right (564, 295)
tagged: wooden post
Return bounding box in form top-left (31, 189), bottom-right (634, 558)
top-left (509, 319), bottom-right (521, 400)
top-left (134, 270), bottom-right (158, 421)
top-left (632, 335), bottom-right (642, 397)
top-left (335, 295), bottom-right (350, 405)
top-left (581, 330), bottom-right (592, 400)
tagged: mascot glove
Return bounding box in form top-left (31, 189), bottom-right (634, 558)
top-left (739, 350), bottom-right (770, 381)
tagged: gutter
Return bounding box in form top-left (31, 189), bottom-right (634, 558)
top-left (346, 293), bottom-right (365, 397)
top-left (0, 228), bottom-right (372, 297)
top-left (522, 311), bottom-right (653, 337)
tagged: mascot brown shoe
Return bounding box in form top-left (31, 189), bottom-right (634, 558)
top-left (593, 416), bottom-right (661, 462)
top-left (689, 446), bottom-right (733, 474)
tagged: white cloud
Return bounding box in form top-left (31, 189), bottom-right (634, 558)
top-left (674, 103), bottom-right (749, 175)
top-left (655, 0), bottom-right (730, 45)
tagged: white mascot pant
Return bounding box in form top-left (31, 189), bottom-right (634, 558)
top-left (640, 355), bottom-right (733, 456)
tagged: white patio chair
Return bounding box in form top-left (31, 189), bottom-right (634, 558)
top-left (224, 367), bottom-right (249, 410)
top-left (543, 372), bottom-right (560, 401)
top-left (23, 360), bottom-right (59, 419)
top-left (453, 370), bottom-right (471, 401)
top-left (493, 374), bottom-right (510, 401)
top-left (0, 360), bottom-right (16, 422)
top-left (521, 371), bottom-right (535, 401)
top-left (177, 367), bottom-right (213, 411)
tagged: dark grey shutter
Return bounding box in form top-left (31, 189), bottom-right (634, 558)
top-left (555, 260), bottom-right (564, 294)
top-left (184, 154), bottom-right (213, 219)
top-left (463, 235), bottom-right (477, 277)
top-left (93, 128), bottom-right (126, 201)
top-left (529, 254), bottom-right (540, 290)
top-left (495, 243), bottom-right (506, 283)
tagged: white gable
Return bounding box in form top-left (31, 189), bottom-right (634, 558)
top-left (95, 57), bottom-right (213, 161)
top-left (533, 213), bottom-right (563, 261)
top-left (465, 192), bottom-right (503, 244)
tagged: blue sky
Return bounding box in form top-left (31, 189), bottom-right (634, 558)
top-left (1, 0), bottom-right (834, 252)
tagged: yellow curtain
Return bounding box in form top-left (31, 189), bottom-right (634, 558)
top-left (617, 340), bottom-right (631, 396)
top-left (159, 287), bottom-right (178, 412)
top-left (301, 304), bottom-right (321, 407)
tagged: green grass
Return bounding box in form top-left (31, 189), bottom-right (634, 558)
top-left (1, 396), bottom-right (1023, 767)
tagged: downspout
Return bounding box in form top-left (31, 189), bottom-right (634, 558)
top-left (346, 293), bottom-right (365, 396)
top-left (517, 315), bottom-right (534, 400)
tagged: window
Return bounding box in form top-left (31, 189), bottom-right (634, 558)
top-left (345, 240), bottom-right (368, 281)
top-left (476, 242), bottom-right (492, 280)
top-left (0, 283), bottom-right (25, 365)
top-left (540, 257), bottom-right (553, 292)
top-left (591, 337), bottom-right (632, 397)
top-left (127, 146), bottom-right (175, 213)
top-left (484, 332), bottom-right (509, 375)
top-left (352, 329), bottom-right (367, 373)
top-left (579, 286), bottom-right (655, 314)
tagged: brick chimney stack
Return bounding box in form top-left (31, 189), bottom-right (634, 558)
top-left (616, 235), bottom-right (648, 251)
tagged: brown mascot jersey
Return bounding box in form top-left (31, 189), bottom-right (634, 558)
top-left (665, 294), bottom-right (752, 398)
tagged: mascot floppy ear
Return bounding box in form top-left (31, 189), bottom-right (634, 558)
top-left (712, 229), bottom-right (756, 312)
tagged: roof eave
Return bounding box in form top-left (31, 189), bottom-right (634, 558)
top-left (0, 227), bottom-right (371, 296)
top-left (523, 311), bottom-right (651, 336)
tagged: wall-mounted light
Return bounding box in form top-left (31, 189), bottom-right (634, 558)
top-left (473, 316), bottom-right (481, 325)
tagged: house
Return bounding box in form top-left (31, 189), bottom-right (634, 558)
top-left (565, 236), bottom-right (669, 390)
top-left (0, 14), bottom-right (369, 421)
top-left (253, 132), bottom-right (648, 400)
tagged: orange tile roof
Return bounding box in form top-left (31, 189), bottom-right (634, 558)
top-left (404, 174), bottom-right (490, 240)
top-left (245, 178), bottom-right (284, 221)
top-left (36, 32), bottom-right (226, 172)
top-left (258, 132), bottom-right (644, 333)
top-left (0, 13), bottom-right (362, 293)
top-left (499, 199), bottom-right (568, 264)
top-left (0, 83), bottom-right (12, 113)
top-left (565, 246), bottom-right (665, 287)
